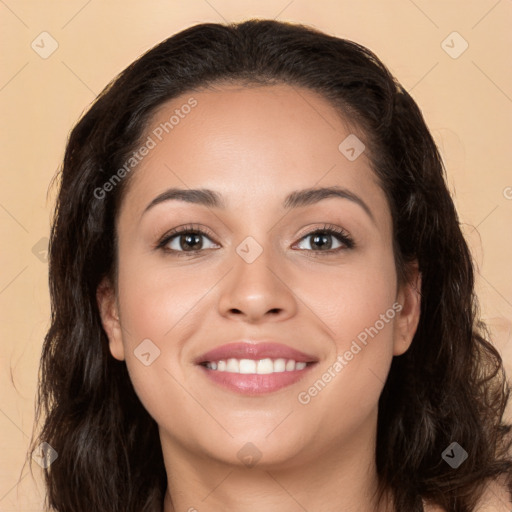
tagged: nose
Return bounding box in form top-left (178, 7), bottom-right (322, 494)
top-left (217, 244), bottom-right (298, 324)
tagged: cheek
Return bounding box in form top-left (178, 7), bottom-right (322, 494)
top-left (116, 253), bottom-right (202, 344)
top-left (333, 268), bottom-right (397, 350)
top-left (298, 248), bottom-right (398, 410)
top-left (114, 255), bottom-right (211, 426)
top-left (305, 243), bottom-right (398, 347)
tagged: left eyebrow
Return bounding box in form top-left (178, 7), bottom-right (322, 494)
top-left (282, 186), bottom-right (375, 224)
top-left (141, 185), bottom-right (375, 224)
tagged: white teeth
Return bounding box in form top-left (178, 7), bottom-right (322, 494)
top-left (239, 359), bottom-right (256, 374)
top-left (204, 358), bottom-right (309, 374)
top-left (257, 358), bottom-right (274, 374)
top-left (226, 358), bottom-right (239, 372)
top-left (273, 358), bottom-right (286, 372)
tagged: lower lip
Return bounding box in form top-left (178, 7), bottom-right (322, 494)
top-left (197, 364), bottom-right (316, 395)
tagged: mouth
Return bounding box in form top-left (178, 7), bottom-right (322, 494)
top-left (194, 341), bottom-right (318, 395)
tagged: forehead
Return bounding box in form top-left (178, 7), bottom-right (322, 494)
top-left (118, 83), bottom-right (387, 224)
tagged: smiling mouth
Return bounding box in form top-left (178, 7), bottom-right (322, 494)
top-left (194, 340), bottom-right (319, 394)
top-left (197, 358), bottom-right (318, 395)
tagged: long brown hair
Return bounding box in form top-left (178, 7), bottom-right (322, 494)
top-left (29, 19), bottom-right (512, 511)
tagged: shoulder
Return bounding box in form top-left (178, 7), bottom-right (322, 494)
top-left (475, 476), bottom-right (512, 510)
top-left (422, 502), bottom-right (446, 512)
top-left (423, 476), bottom-right (512, 511)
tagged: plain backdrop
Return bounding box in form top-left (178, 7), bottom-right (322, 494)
top-left (0, 1), bottom-right (511, 509)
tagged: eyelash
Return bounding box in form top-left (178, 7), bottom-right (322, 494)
top-left (155, 223), bottom-right (355, 257)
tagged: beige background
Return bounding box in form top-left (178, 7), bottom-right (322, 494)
top-left (1, 0), bottom-right (511, 509)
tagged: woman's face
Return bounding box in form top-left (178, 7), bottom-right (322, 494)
top-left (98, 83), bottom-right (420, 470)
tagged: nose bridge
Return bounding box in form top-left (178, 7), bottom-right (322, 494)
top-left (234, 236), bottom-right (275, 284)
top-left (232, 234), bottom-right (279, 294)
top-left (217, 234), bottom-right (297, 321)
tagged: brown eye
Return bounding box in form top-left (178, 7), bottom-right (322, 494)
top-left (295, 226), bottom-right (354, 252)
top-left (176, 232), bottom-right (204, 251)
top-left (156, 226), bottom-right (219, 256)
top-left (164, 231), bottom-right (218, 252)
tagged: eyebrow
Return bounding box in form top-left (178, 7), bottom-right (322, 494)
top-left (141, 186), bottom-right (375, 223)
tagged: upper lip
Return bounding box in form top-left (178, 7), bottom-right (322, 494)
top-left (194, 341), bottom-right (318, 364)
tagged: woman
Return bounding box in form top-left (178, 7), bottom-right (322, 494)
top-left (30, 19), bottom-right (512, 511)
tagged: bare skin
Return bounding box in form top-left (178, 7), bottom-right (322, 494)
top-left (97, 83), bottom-right (423, 512)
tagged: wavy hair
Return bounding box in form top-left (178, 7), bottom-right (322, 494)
top-left (29, 19), bottom-right (512, 511)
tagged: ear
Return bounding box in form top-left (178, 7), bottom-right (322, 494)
top-left (96, 276), bottom-right (125, 361)
top-left (393, 262), bottom-right (422, 356)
